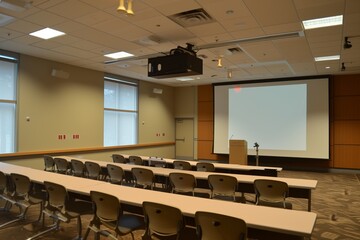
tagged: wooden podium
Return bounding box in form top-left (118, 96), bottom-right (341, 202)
top-left (229, 140), bottom-right (248, 165)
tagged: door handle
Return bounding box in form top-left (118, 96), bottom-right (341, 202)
top-left (176, 138), bottom-right (185, 141)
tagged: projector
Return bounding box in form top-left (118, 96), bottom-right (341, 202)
top-left (148, 53), bottom-right (203, 78)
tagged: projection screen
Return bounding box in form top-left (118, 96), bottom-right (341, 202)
top-left (213, 77), bottom-right (329, 159)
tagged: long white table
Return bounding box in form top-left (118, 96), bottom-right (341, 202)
top-left (123, 154), bottom-right (282, 176)
top-left (60, 156), bottom-right (317, 211)
top-left (0, 162), bottom-right (316, 238)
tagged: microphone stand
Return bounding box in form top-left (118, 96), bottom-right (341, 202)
top-left (254, 142), bottom-right (259, 166)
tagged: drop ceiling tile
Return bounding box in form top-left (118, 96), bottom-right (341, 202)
top-left (274, 38), bottom-right (314, 62)
top-left (24, 10), bottom-right (67, 26)
top-left (4, 19), bottom-right (42, 34)
top-left (294, 0), bottom-right (345, 20)
top-left (243, 0), bottom-right (299, 27)
top-left (0, 27), bottom-right (24, 39)
top-left (47, 0), bottom-right (98, 19)
top-left (187, 22), bottom-right (227, 38)
top-left (151, 0), bottom-right (200, 16)
top-left (31, 40), bottom-right (62, 50)
top-left (241, 42), bottom-right (284, 62)
top-left (75, 11), bottom-right (115, 27)
top-left (51, 45), bottom-right (98, 59)
top-left (12, 35), bottom-right (42, 45)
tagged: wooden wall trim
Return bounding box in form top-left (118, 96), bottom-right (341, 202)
top-left (0, 142), bottom-right (175, 159)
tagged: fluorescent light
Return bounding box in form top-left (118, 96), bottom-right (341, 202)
top-left (104, 51), bottom-right (134, 59)
top-left (302, 15), bottom-right (343, 30)
top-left (0, 54), bottom-right (17, 61)
top-left (176, 77), bottom-right (194, 81)
top-left (314, 55), bottom-right (340, 62)
top-left (29, 28), bottom-right (65, 39)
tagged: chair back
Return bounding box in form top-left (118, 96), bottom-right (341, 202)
top-left (54, 158), bottom-right (69, 174)
top-left (208, 174), bottom-right (237, 200)
top-left (90, 191), bottom-right (120, 226)
top-left (44, 155), bottom-right (55, 171)
top-left (131, 167), bottom-right (154, 188)
top-left (196, 162), bottom-right (215, 172)
top-left (128, 156), bottom-right (143, 165)
top-left (169, 172), bottom-right (196, 195)
top-left (0, 171), bottom-right (7, 194)
top-left (112, 154), bottom-right (127, 164)
top-left (10, 173), bottom-right (31, 198)
top-left (195, 211), bottom-right (247, 240)
top-left (85, 161), bottom-right (101, 180)
top-left (44, 181), bottom-right (67, 210)
top-left (254, 179), bottom-right (289, 208)
top-left (106, 164), bottom-right (124, 184)
top-left (71, 159), bottom-right (85, 177)
top-left (143, 201), bottom-right (184, 239)
top-left (173, 161), bottom-right (192, 170)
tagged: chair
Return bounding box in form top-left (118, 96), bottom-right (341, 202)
top-left (208, 174), bottom-right (237, 201)
top-left (169, 172), bottom-right (196, 196)
top-left (131, 167), bottom-right (155, 189)
top-left (106, 164), bottom-right (124, 185)
top-left (0, 173), bottom-right (44, 229)
top-left (196, 162), bottom-right (215, 172)
top-left (27, 181), bottom-right (92, 240)
top-left (83, 191), bottom-right (144, 240)
top-left (128, 155), bottom-right (143, 165)
top-left (43, 155), bottom-right (55, 172)
top-left (254, 179), bottom-right (292, 209)
top-left (173, 161), bottom-right (192, 170)
top-left (71, 159), bottom-right (85, 177)
top-left (112, 154), bottom-right (127, 164)
top-left (54, 157), bottom-right (70, 174)
top-left (0, 171), bottom-right (12, 211)
top-left (142, 201), bottom-right (184, 240)
top-left (195, 211), bottom-right (247, 240)
top-left (84, 161), bottom-right (101, 180)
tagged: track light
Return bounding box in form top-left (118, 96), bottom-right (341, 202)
top-left (217, 57), bottom-right (223, 67)
top-left (117, 0), bottom-right (126, 12)
top-left (117, 0), bottom-right (134, 15)
top-left (227, 70), bottom-right (232, 79)
top-left (344, 37), bottom-right (352, 49)
top-left (126, 0), bottom-right (134, 15)
top-left (341, 62), bottom-right (346, 71)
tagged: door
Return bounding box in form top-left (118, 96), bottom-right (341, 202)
top-left (175, 118), bottom-right (194, 160)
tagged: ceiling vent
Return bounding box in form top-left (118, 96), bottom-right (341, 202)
top-left (227, 47), bottom-right (242, 54)
top-left (168, 8), bottom-right (214, 28)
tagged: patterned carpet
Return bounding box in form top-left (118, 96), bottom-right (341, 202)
top-left (0, 170), bottom-right (359, 240)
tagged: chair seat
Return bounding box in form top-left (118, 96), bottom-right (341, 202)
top-left (117, 214), bottom-right (144, 234)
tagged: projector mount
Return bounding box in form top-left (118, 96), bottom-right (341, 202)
top-left (104, 31), bottom-right (303, 65)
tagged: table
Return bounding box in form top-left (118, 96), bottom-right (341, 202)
top-left (0, 162), bottom-right (316, 239)
top-left (123, 154), bottom-right (282, 176)
top-left (60, 156), bottom-right (317, 211)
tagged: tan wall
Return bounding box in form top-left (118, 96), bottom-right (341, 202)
top-left (174, 86), bottom-right (198, 159)
top-left (2, 54), bottom-right (176, 168)
top-left (17, 55), bottom-right (104, 152)
top-left (138, 81), bottom-right (175, 145)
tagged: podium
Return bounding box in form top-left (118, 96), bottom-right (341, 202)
top-left (229, 140), bottom-right (248, 165)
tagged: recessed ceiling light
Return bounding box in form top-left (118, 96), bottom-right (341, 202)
top-left (29, 27), bottom-right (65, 39)
top-left (176, 77), bottom-right (194, 81)
top-left (302, 15), bottom-right (343, 30)
top-left (325, 66), bottom-right (331, 69)
top-left (104, 51), bottom-right (134, 59)
top-left (314, 55), bottom-right (340, 62)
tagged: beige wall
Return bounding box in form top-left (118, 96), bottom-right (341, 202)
top-left (17, 55), bottom-right (104, 152)
top-left (3, 54), bottom-right (177, 168)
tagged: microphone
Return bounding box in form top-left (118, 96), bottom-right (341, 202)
top-left (254, 142), bottom-right (259, 148)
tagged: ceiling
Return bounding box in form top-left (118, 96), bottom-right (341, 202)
top-left (0, 0), bottom-right (359, 87)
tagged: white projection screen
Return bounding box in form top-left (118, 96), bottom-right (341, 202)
top-left (214, 78), bottom-right (329, 159)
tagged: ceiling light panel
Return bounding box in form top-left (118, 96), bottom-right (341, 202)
top-left (314, 55), bottom-right (340, 62)
top-left (104, 51), bottom-right (134, 59)
top-left (302, 15), bottom-right (343, 30)
top-left (29, 28), bottom-right (65, 39)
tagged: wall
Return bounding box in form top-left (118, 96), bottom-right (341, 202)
top-left (1, 54), bottom-right (176, 169)
top-left (333, 74), bottom-right (360, 168)
top-left (197, 75), bottom-right (360, 170)
top-left (17, 54), bottom-right (104, 152)
top-left (174, 86), bottom-right (198, 159)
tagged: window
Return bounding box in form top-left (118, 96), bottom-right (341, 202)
top-left (0, 50), bottom-right (18, 153)
top-left (104, 75), bottom-right (138, 146)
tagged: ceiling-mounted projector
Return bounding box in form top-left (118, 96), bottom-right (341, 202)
top-left (148, 44), bottom-right (203, 78)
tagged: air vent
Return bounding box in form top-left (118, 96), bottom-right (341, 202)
top-left (168, 8), bottom-right (214, 28)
